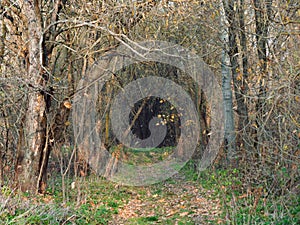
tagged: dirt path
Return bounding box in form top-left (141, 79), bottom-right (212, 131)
top-left (110, 174), bottom-right (222, 224)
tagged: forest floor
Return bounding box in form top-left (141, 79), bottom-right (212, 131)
top-left (109, 173), bottom-right (222, 224)
top-left (0, 162), bottom-right (299, 224)
top-left (0, 168), bottom-right (223, 225)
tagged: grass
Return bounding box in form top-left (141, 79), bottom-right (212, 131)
top-left (195, 166), bottom-right (300, 225)
top-left (0, 159), bottom-right (299, 224)
top-left (110, 145), bottom-right (175, 165)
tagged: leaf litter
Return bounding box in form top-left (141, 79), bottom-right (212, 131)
top-left (110, 173), bottom-right (222, 224)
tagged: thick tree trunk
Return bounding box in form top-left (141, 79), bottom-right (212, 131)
top-left (15, 0), bottom-right (46, 193)
top-left (15, 0), bottom-right (66, 193)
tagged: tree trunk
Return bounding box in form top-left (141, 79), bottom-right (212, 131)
top-left (221, 0), bottom-right (237, 165)
top-left (15, 0), bottom-right (46, 193)
top-left (225, 0), bottom-right (250, 159)
top-left (237, 0), bottom-right (251, 157)
top-left (253, 0), bottom-right (272, 162)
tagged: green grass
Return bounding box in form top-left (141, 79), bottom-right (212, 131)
top-left (1, 160), bottom-right (299, 224)
top-left (110, 145), bottom-right (175, 165)
top-left (195, 167), bottom-right (300, 225)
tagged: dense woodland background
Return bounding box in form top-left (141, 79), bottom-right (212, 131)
top-left (0, 0), bottom-right (299, 224)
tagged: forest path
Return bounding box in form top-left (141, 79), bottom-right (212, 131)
top-left (110, 173), bottom-right (222, 224)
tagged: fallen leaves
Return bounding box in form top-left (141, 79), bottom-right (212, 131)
top-left (110, 176), bottom-right (221, 224)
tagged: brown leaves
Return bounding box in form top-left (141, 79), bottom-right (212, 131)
top-left (63, 101), bottom-right (72, 109)
top-left (112, 178), bottom-right (221, 224)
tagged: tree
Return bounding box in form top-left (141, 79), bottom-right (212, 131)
top-left (13, 0), bottom-right (67, 193)
top-left (253, 0), bottom-right (272, 161)
top-left (6, 0), bottom-right (158, 193)
top-left (14, 0), bottom-right (47, 193)
top-left (0, 0), bottom-right (298, 197)
top-left (221, 0), bottom-right (237, 165)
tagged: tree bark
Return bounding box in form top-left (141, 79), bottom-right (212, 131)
top-left (15, 0), bottom-right (46, 193)
top-left (237, 0), bottom-right (250, 156)
top-left (226, 0), bottom-right (250, 157)
top-left (253, 0), bottom-right (272, 161)
top-left (221, 0), bottom-right (237, 165)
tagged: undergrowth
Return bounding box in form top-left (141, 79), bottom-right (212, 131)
top-left (0, 160), bottom-right (299, 224)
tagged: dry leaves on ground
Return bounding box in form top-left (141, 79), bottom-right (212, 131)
top-left (110, 174), bottom-right (222, 224)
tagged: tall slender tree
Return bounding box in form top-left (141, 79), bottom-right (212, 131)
top-left (253, 0), bottom-right (272, 160)
top-left (221, 0), bottom-right (236, 165)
